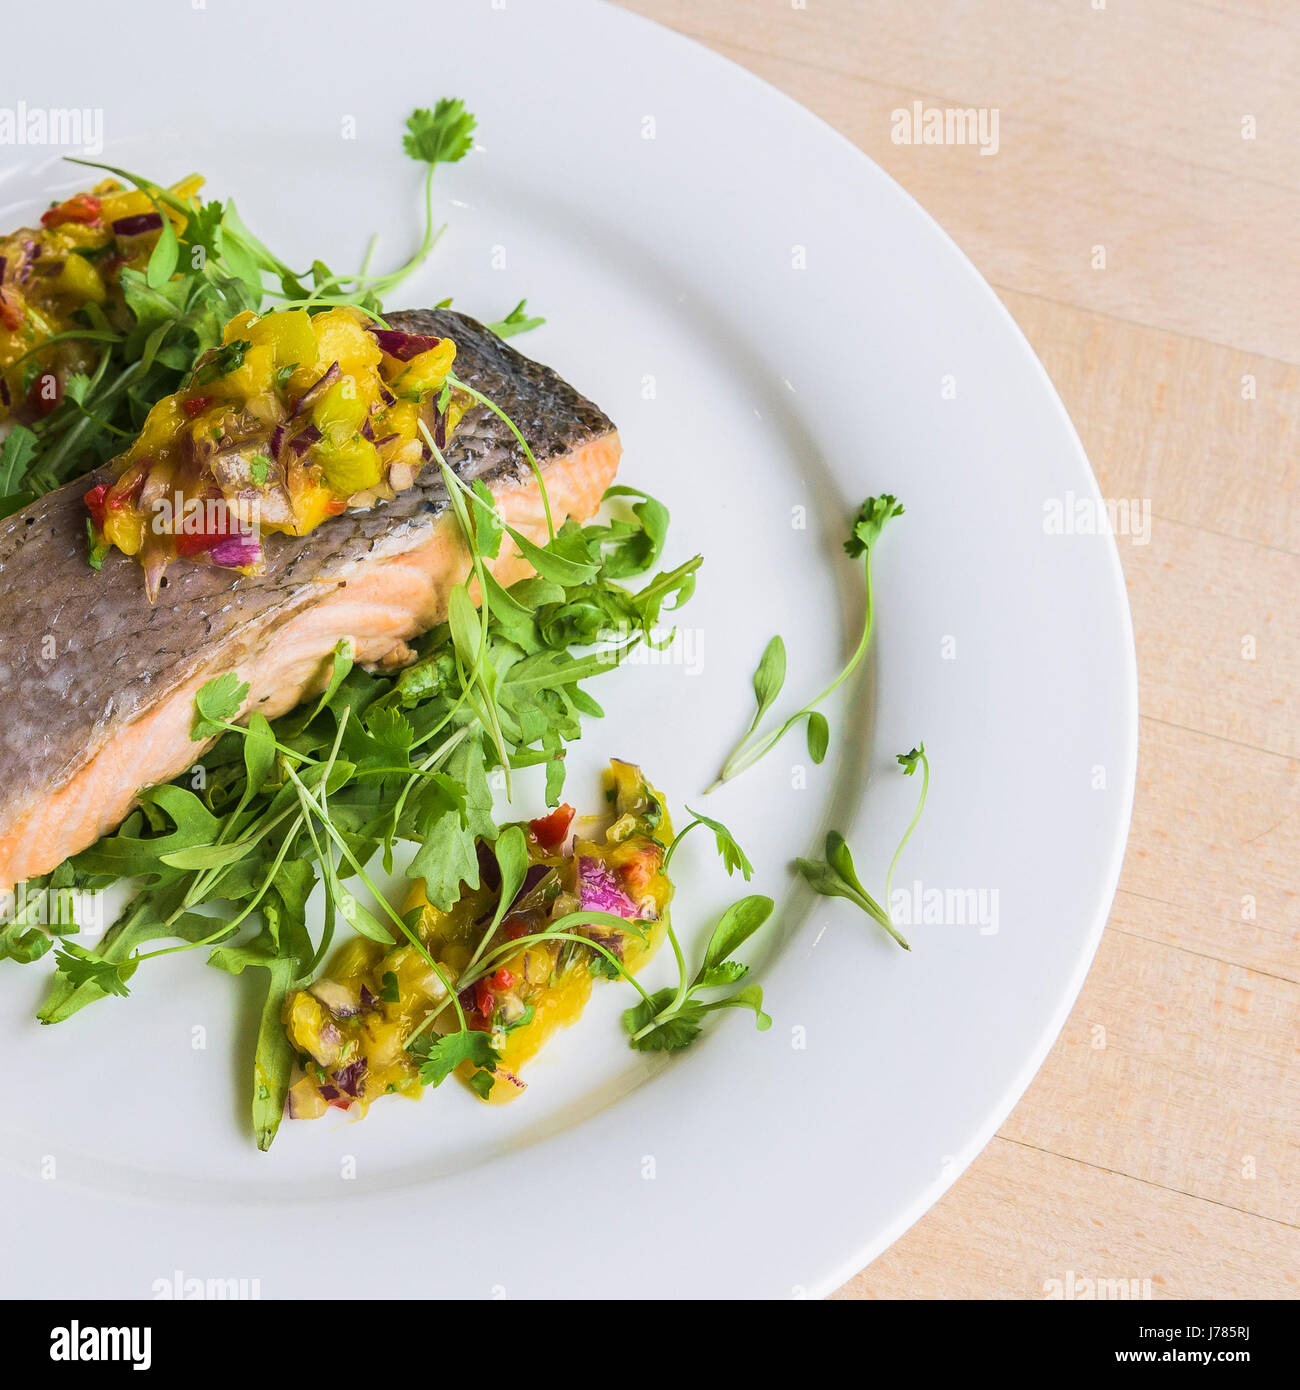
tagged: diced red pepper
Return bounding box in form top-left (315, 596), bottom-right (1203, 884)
top-left (174, 496), bottom-right (235, 557)
top-left (492, 968), bottom-right (515, 990)
top-left (473, 980), bottom-right (495, 1022)
top-left (180, 395), bottom-right (212, 418)
top-left (504, 916), bottom-right (533, 941)
top-left (40, 193), bottom-right (101, 229)
top-left (529, 803), bottom-right (574, 851)
top-left (0, 293), bottom-right (23, 332)
top-left (83, 484), bottom-right (109, 530)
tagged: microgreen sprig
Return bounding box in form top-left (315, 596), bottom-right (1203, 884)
top-left (707, 495), bottom-right (904, 790)
top-left (795, 743), bottom-right (931, 950)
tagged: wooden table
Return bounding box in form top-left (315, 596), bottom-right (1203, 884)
top-left (615, 0), bottom-right (1299, 1299)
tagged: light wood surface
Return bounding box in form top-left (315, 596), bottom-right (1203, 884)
top-left (613, 0), bottom-right (1300, 1298)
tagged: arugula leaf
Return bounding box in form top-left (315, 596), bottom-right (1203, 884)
top-left (0, 426), bottom-right (38, 496)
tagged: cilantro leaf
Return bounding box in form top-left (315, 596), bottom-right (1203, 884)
top-left (623, 988), bottom-right (704, 1052)
top-left (403, 99), bottom-right (477, 167)
top-left (416, 1026), bottom-right (498, 1087)
top-left (844, 493), bottom-right (905, 558)
top-left (677, 807), bottom-right (754, 881)
top-left (191, 672), bottom-right (249, 740)
top-left (52, 942), bottom-right (139, 998)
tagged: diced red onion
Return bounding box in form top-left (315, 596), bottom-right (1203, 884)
top-left (309, 978), bottom-right (359, 1018)
top-left (112, 212), bottom-right (164, 237)
top-left (288, 361), bottom-right (340, 420)
top-left (576, 857), bottom-right (641, 920)
top-left (210, 533), bottom-right (262, 569)
top-left (366, 327), bottom-right (442, 361)
top-left (287, 424), bottom-right (321, 456)
top-left (333, 1059), bottom-right (367, 1099)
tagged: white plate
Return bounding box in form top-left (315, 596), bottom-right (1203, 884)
top-left (2, 0), bottom-right (1136, 1298)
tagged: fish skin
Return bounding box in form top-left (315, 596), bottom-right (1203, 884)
top-left (0, 309), bottom-right (620, 888)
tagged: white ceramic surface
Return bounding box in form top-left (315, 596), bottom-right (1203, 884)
top-left (1, 0), bottom-right (1136, 1298)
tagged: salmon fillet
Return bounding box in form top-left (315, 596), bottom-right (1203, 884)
top-left (0, 310), bottom-right (621, 891)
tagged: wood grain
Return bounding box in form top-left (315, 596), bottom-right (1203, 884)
top-left (614, 0), bottom-right (1300, 1299)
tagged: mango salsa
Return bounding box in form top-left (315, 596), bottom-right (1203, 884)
top-left (0, 177), bottom-right (203, 422)
top-left (85, 306), bottom-right (469, 597)
top-left (282, 761), bottom-right (673, 1120)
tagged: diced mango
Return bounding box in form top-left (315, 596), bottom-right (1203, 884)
top-left (318, 436), bottom-right (382, 496)
top-left (311, 376), bottom-right (369, 437)
top-left (208, 342), bottom-right (275, 400)
top-left (54, 253), bottom-right (106, 304)
top-left (247, 309), bottom-right (318, 371)
top-left (222, 310), bottom-right (258, 345)
top-left (391, 341), bottom-right (456, 398)
top-left (132, 396), bottom-right (187, 458)
top-left (102, 508), bottom-right (145, 556)
top-left (312, 308), bottom-right (382, 374)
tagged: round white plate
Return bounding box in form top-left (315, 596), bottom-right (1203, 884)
top-left (2, 0), bottom-right (1136, 1298)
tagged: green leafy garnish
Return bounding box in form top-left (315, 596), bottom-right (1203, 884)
top-left (622, 896), bottom-right (773, 1052)
top-left (486, 299), bottom-right (546, 339)
top-left (708, 495), bottom-right (904, 789)
top-left (403, 100), bottom-right (478, 167)
top-left (794, 743), bottom-right (930, 950)
top-left (22, 460), bottom-right (701, 1148)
